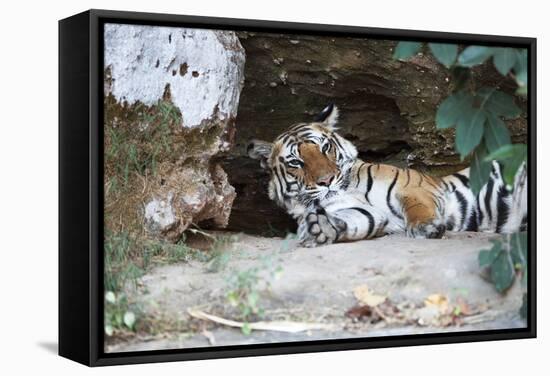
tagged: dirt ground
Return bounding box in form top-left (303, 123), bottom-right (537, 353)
top-left (106, 232), bottom-right (525, 353)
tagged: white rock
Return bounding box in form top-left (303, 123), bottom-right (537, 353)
top-left (144, 196), bottom-right (177, 234)
top-left (104, 24), bottom-right (245, 128)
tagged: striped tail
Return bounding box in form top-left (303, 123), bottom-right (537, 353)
top-left (477, 161), bottom-right (528, 233)
top-left (443, 161), bottom-right (527, 233)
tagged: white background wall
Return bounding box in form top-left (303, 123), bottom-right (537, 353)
top-left (0, 0), bottom-right (546, 374)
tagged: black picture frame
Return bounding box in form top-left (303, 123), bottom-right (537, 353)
top-left (59, 9), bottom-right (537, 367)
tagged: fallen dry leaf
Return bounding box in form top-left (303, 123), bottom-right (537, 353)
top-left (346, 300), bottom-right (406, 325)
top-left (424, 293), bottom-right (449, 314)
top-left (353, 285), bottom-right (387, 307)
top-left (345, 305), bottom-right (372, 321)
top-left (452, 296), bottom-right (472, 316)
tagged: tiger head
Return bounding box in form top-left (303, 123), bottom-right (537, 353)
top-left (247, 104), bottom-right (358, 209)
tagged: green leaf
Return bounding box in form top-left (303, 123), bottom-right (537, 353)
top-left (241, 323), bottom-right (252, 335)
top-left (105, 291), bottom-right (116, 304)
top-left (123, 311), bottom-right (136, 329)
top-left (429, 43), bottom-right (458, 67)
top-left (115, 313), bottom-right (123, 327)
top-left (514, 49), bottom-right (528, 87)
top-left (393, 41), bottom-right (422, 60)
top-left (436, 92), bottom-right (474, 129)
top-left (491, 249), bottom-right (515, 293)
top-left (509, 232), bottom-right (527, 269)
top-left (227, 291), bottom-right (239, 307)
top-left (485, 144), bottom-right (525, 162)
top-left (478, 241), bottom-right (501, 268)
top-left (493, 48), bottom-right (517, 75)
top-left (478, 251), bottom-right (491, 268)
top-left (248, 291), bottom-right (259, 312)
top-left (105, 324), bottom-right (114, 337)
top-left (484, 112), bottom-right (511, 153)
top-left (502, 148), bottom-right (527, 187)
top-left (470, 143), bottom-right (492, 195)
top-left (453, 305), bottom-right (462, 316)
top-left (458, 46), bottom-right (494, 67)
top-left (485, 144), bottom-right (527, 185)
top-left (455, 108), bottom-right (486, 158)
top-left (479, 89), bottom-right (522, 119)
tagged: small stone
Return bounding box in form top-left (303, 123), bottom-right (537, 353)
top-left (144, 197), bottom-right (177, 235)
top-left (269, 82), bottom-right (278, 88)
top-left (279, 71), bottom-right (288, 85)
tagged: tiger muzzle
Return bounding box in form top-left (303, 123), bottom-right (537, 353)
top-left (298, 143), bottom-right (339, 188)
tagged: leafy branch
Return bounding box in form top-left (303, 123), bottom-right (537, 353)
top-left (393, 42), bottom-right (527, 194)
top-left (478, 232), bottom-right (528, 318)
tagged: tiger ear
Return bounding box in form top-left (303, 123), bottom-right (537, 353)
top-left (247, 139), bottom-right (273, 169)
top-left (314, 103), bottom-right (339, 130)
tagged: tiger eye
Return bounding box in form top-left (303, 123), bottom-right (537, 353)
top-left (287, 159), bottom-right (303, 168)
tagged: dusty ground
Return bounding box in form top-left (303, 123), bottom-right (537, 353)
top-left (106, 232), bottom-right (525, 353)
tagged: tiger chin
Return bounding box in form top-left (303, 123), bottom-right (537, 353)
top-left (247, 104), bottom-right (528, 247)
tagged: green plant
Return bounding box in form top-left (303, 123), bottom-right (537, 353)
top-left (104, 291), bottom-right (139, 336)
top-left (104, 230), bottom-right (239, 338)
top-left (104, 231), bottom-right (144, 292)
top-left (393, 42), bottom-right (527, 193)
top-left (259, 222), bottom-right (292, 238)
top-left (103, 232), bottom-right (144, 337)
top-left (103, 231), bottom-right (195, 337)
top-left (479, 232), bottom-right (528, 317)
top-left (105, 99), bottom-right (180, 189)
top-left (143, 235), bottom-right (208, 267)
top-left (205, 234), bottom-right (240, 273)
top-left (225, 256), bottom-right (283, 334)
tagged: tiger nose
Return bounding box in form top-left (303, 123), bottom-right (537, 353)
top-left (317, 174), bottom-right (334, 187)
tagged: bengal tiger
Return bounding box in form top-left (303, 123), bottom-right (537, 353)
top-left (247, 104), bottom-right (528, 247)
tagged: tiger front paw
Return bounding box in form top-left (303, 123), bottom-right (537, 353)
top-left (406, 221), bottom-right (446, 239)
top-left (297, 211), bottom-right (341, 247)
